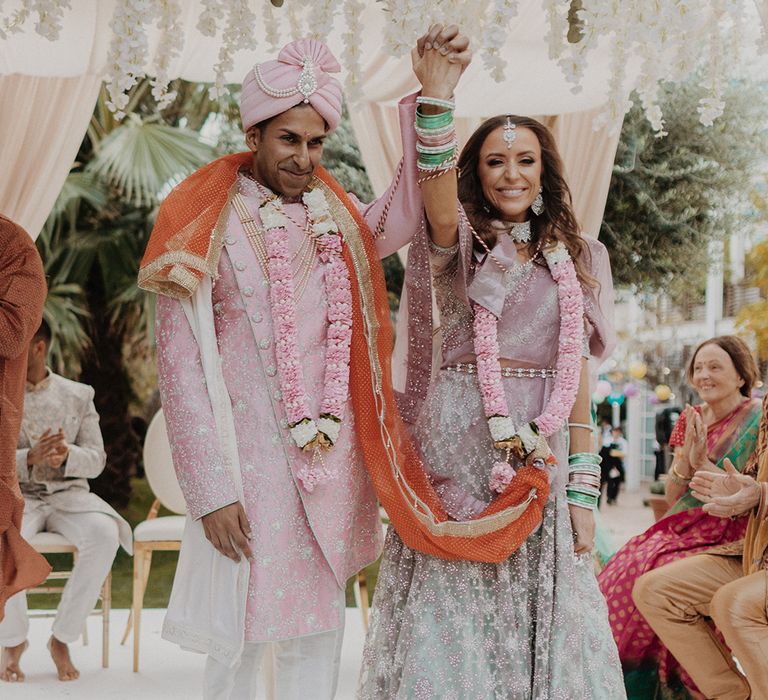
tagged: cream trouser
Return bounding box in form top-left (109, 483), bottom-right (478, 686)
top-left (633, 553), bottom-right (768, 700)
top-left (0, 502), bottom-right (119, 646)
top-left (203, 627), bottom-right (344, 700)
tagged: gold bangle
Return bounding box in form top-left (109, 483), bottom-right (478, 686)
top-left (671, 464), bottom-right (692, 482)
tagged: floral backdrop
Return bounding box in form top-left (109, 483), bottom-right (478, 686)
top-left (1, 0), bottom-right (766, 133)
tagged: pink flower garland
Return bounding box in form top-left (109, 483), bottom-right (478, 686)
top-left (317, 232), bottom-right (353, 421)
top-left (260, 192), bottom-right (353, 492)
top-left (264, 223), bottom-right (310, 427)
top-left (472, 242), bottom-right (584, 493)
top-left (534, 249), bottom-right (583, 435)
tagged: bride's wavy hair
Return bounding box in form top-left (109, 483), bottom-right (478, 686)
top-left (457, 115), bottom-right (595, 287)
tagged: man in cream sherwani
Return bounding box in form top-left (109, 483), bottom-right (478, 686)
top-left (0, 320), bottom-right (131, 682)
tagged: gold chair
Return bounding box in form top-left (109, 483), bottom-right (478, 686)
top-left (121, 408), bottom-right (186, 672)
top-left (27, 531), bottom-right (111, 668)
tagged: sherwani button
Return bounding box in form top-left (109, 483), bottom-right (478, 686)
top-left (225, 236), bottom-right (236, 245)
top-left (251, 312), bottom-right (263, 323)
top-left (261, 280), bottom-right (269, 287)
top-left (243, 286), bottom-right (254, 297)
top-left (266, 365), bottom-right (276, 376)
top-left (235, 261), bottom-right (246, 271)
top-left (280, 419), bottom-right (288, 428)
top-left (273, 390), bottom-right (282, 401)
top-left (259, 339), bottom-right (271, 349)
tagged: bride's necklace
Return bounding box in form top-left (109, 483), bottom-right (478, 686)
top-left (491, 218), bottom-right (531, 244)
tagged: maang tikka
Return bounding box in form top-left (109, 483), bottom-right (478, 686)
top-left (502, 116), bottom-right (516, 149)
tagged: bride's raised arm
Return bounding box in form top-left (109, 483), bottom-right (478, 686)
top-left (411, 24), bottom-right (471, 249)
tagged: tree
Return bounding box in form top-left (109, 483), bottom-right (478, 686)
top-left (737, 186), bottom-right (768, 360)
top-left (40, 80), bottom-right (220, 506)
top-left (601, 78), bottom-right (768, 293)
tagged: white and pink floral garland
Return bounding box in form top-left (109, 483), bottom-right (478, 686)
top-left (260, 188), bottom-right (353, 492)
top-left (473, 241), bottom-right (584, 494)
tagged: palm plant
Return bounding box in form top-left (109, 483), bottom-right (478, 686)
top-left (39, 80), bottom-right (218, 506)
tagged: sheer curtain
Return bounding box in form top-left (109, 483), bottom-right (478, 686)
top-left (0, 74), bottom-right (101, 239)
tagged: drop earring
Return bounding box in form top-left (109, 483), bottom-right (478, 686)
top-left (531, 188), bottom-right (544, 216)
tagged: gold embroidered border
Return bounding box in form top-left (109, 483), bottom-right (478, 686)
top-left (139, 180), bottom-right (238, 298)
top-left (318, 178), bottom-right (537, 538)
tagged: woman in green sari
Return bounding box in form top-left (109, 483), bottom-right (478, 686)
top-left (597, 336), bottom-right (762, 699)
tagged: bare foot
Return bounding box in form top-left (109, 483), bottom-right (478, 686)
top-left (0, 640), bottom-right (28, 682)
top-left (47, 636), bottom-right (79, 681)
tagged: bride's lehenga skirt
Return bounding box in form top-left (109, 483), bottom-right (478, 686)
top-left (358, 372), bottom-right (626, 700)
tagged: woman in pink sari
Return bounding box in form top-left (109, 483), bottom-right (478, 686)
top-left (597, 335), bottom-right (762, 699)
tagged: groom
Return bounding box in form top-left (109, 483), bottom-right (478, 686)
top-left (140, 29), bottom-right (470, 699)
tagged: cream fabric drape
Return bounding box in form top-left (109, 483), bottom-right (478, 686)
top-left (0, 74), bottom-right (102, 238)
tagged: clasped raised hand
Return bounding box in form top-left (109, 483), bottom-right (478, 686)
top-left (411, 24), bottom-right (472, 100)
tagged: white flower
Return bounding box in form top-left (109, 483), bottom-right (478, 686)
top-left (151, 0), bottom-right (184, 108)
top-left (104, 0), bottom-right (157, 119)
top-left (312, 218), bottom-right (338, 237)
top-left (481, 0), bottom-right (518, 82)
top-left (197, 0), bottom-right (224, 37)
top-left (308, 0), bottom-right (336, 42)
top-left (290, 419), bottom-right (319, 449)
top-left (260, 201), bottom-right (288, 230)
top-left (302, 188), bottom-right (329, 213)
top-left (262, 0), bottom-right (279, 52)
top-left (516, 423), bottom-right (540, 454)
top-left (342, 0), bottom-right (366, 102)
top-left (317, 416), bottom-right (341, 444)
top-left (543, 242), bottom-right (569, 266)
top-left (488, 416), bottom-right (515, 442)
top-left (697, 96), bottom-right (726, 127)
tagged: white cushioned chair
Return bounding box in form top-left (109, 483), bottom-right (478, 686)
top-left (121, 408), bottom-right (185, 672)
top-left (28, 532), bottom-right (111, 667)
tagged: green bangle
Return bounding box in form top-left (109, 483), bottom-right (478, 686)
top-left (415, 108), bottom-right (454, 129)
top-left (566, 485), bottom-right (601, 498)
top-left (566, 492), bottom-right (598, 510)
top-left (418, 150), bottom-right (456, 167)
top-left (569, 452), bottom-right (601, 465)
top-left (566, 487), bottom-right (599, 501)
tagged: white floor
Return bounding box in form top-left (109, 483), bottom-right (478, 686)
top-left (2, 607), bottom-right (366, 699)
top-left (5, 487), bottom-right (654, 699)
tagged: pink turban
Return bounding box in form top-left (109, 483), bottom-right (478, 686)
top-left (240, 38), bottom-right (344, 133)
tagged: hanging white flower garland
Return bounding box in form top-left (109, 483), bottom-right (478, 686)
top-left (2, 0), bottom-right (764, 133)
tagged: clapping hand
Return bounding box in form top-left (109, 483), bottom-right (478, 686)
top-left (690, 458), bottom-right (761, 518)
top-left (687, 409), bottom-right (711, 471)
top-left (27, 428), bottom-right (69, 469)
top-left (411, 24), bottom-right (472, 101)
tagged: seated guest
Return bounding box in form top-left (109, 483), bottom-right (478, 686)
top-left (597, 335), bottom-right (762, 698)
top-left (0, 321), bottom-right (131, 682)
top-left (634, 393), bottom-right (768, 700)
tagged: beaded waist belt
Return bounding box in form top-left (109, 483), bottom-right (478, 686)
top-left (444, 363), bottom-right (557, 379)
